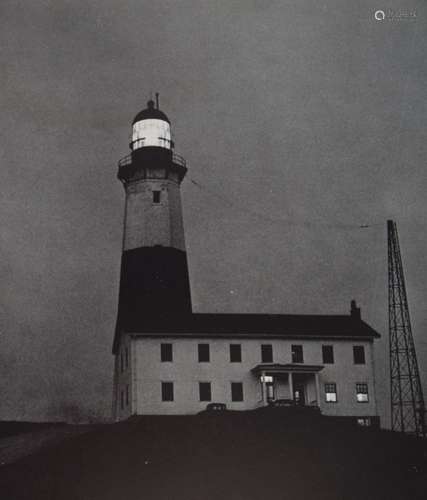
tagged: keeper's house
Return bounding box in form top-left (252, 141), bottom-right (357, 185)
top-left (112, 99), bottom-right (381, 426)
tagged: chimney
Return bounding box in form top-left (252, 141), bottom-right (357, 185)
top-left (350, 300), bottom-right (361, 320)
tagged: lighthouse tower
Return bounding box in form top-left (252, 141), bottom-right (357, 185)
top-left (111, 98), bottom-right (382, 422)
top-left (113, 97), bottom-right (192, 354)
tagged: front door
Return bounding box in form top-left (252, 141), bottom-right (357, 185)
top-left (293, 383), bottom-right (305, 405)
top-left (266, 382), bottom-right (275, 402)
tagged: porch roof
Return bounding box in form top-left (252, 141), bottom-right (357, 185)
top-left (251, 363), bottom-right (324, 375)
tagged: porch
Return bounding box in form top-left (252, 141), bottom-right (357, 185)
top-left (251, 363), bottom-right (324, 408)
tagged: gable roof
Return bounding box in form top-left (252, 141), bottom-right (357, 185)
top-left (113, 312), bottom-right (380, 353)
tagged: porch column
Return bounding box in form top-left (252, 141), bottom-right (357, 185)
top-left (288, 372), bottom-right (294, 400)
top-left (261, 371), bottom-right (267, 406)
top-left (315, 372), bottom-right (320, 407)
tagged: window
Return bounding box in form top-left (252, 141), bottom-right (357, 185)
top-left (153, 190), bottom-right (161, 203)
top-left (199, 382), bottom-right (212, 402)
top-left (322, 345), bottom-right (334, 364)
top-left (357, 417), bottom-right (371, 426)
top-left (231, 382), bottom-right (244, 402)
top-left (230, 344), bottom-right (242, 363)
top-left (161, 343), bottom-right (173, 362)
top-left (120, 390), bottom-right (124, 410)
top-left (120, 351), bottom-right (124, 373)
top-left (291, 345), bottom-right (303, 363)
top-left (162, 382), bottom-right (174, 402)
top-left (198, 344), bottom-right (210, 363)
top-left (126, 384), bottom-right (129, 406)
top-left (353, 346), bottom-right (366, 365)
top-left (261, 344), bottom-right (273, 363)
top-left (325, 383), bottom-right (337, 403)
top-left (356, 383), bottom-right (369, 402)
top-left (125, 347), bottom-right (129, 368)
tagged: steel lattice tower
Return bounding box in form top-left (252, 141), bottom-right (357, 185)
top-left (388, 220), bottom-right (425, 437)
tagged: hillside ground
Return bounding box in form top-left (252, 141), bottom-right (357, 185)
top-left (0, 409), bottom-right (426, 500)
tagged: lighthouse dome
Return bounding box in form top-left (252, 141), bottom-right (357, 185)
top-left (132, 99), bottom-right (170, 125)
top-left (131, 99), bottom-right (172, 151)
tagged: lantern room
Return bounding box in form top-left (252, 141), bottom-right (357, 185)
top-left (131, 96), bottom-right (173, 151)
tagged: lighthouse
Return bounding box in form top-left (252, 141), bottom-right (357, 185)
top-left (112, 98), bottom-right (380, 424)
top-left (113, 97), bottom-right (192, 355)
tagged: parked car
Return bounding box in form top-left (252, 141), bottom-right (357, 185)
top-left (269, 399), bottom-right (295, 407)
top-left (205, 402), bottom-right (227, 412)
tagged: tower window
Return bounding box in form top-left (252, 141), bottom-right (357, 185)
top-left (325, 383), bottom-right (337, 403)
top-left (198, 344), bottom-right (210, 363)
top-left (126, 384), bottom-right (129, 406)
top-left (231, 382), bottom-right (244, 402)
top-left (261, 344), bottom-right (273, 363)
top-left (199, 382), bottom-right (212, 402)
top-left (162, 382), bottom-right (174, 402)
top-left (230, 344), bottom-right (242, 363)
top-left (161, 343), bottom-right (173, 362)
top-left (152, 190), bottom-right (161, 203)
top-left (322, 345), bottom-right (334, 364)
top-left (353, 346), bottom-right (365, 365)
top-left (120, 390), bottom-right (124, 410)
top-left (356, 383), bottom-right (369, 402)
top-left (291, 345), bottom-right (304, 363)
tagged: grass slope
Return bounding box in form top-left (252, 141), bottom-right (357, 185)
top-left (0, 410), bottom-right (426, 500)
top-left (0, 421), bottom-right (66, 440)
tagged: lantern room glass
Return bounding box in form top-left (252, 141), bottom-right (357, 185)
top-left (132, 119), bottom-right (172, 150)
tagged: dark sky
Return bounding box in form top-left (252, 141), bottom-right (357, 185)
top-left (0, 0), bottom-right (426, 424)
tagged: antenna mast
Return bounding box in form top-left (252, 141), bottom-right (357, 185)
top-left (388, 220), bottom-right (425, 437)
